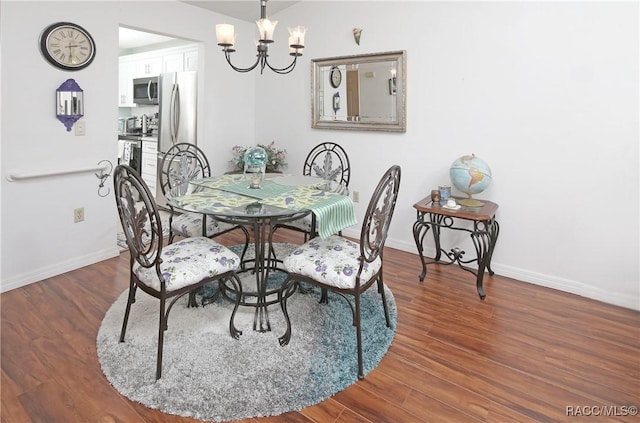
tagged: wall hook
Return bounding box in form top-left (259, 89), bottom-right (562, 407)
top-left (95, 160), bottom-right (113, 197)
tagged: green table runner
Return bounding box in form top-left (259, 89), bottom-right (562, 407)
top-left (306, 193), bottom-right (358, 239)
top-left (179, 175), bottom-right (357, 238)
top-left (259, 185), bottom-right (357, 239)
top-left (221, 180), bottom-right (295, 199)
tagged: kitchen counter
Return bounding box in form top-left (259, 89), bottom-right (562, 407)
top-left (118, 133), bottom-right (157, 141)
top-left (118, 134), bottom-right (142, 142)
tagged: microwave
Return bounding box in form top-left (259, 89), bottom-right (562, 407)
top-left (133, 76), bottom-right (158, 105)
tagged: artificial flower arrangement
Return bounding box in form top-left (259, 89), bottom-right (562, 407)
top-left (230, 141), bottom-right (287, 172)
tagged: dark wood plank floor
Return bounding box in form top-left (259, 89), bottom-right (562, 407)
top-left (2, 229), bottom-right (638, 422)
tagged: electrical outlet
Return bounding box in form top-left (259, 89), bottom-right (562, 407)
top-left (74, 207), bottom-right (85, 223)
top-left (352, 191), bottom-right (359, 203)
top-left (74, 120), bottom-right (86, 136)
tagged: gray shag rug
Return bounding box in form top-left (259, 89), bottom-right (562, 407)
top-left (97, 244), bottom-right (397, 422)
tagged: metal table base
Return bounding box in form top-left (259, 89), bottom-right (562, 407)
top-left (412, 197), bottom-right (500, 299)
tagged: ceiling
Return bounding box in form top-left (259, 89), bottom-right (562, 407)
top-left (181, 1), bottom-right (298, 21)
top-left (120, 1), bottom-right (299, 49)
top-left (119, 27), bottom-right (178, 49)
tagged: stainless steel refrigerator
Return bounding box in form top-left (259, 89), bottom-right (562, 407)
top-left (156, 71), bottom-right (197, 206)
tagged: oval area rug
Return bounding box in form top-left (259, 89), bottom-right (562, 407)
top-left (96, 258), bottom-right (397, 422)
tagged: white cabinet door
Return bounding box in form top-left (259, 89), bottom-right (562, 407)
top-left (118, 59), bottom-right (136, 107)
top-left (163, 52), bottom-right (184, 73)
top-left (163, 48), bottom-right (198, 73)
top-left (141, 140), bottom-right (158, 196)
top-left (135, 56), bottom-right (162, 77)
top-left (184, 50), bottom-right (198, 71)
top-left (119, 47), bottom-right (198, 108)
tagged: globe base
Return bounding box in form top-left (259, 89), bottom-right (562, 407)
top-left (457, 197), bottom-right (485, 207)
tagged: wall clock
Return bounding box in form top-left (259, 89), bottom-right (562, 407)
top-left (329, 66), bottom-right (342, 88)
top-left (40, 22), bottom-right (96, 71)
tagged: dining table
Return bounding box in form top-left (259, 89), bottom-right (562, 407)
top-left (165, 172), bottom-right (357, 332)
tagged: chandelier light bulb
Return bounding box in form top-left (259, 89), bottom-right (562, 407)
top-left (216, 24), bottom-right (235, 46)
top-left (288, 26), bottom-right (306, 48)
top-left (257, 18), bottom-right (277, 42)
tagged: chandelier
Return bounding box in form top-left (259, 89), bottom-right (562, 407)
top-left (215, 0), bottom-right (306, 75)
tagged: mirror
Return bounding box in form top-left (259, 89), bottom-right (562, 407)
top-left (312, 51), bottom-right (406, 132)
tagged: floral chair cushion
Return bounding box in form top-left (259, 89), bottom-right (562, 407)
top-left (283, 235), bottom-right (381, 289)
top-left (133, 236), bottom-right (240, 292)
top-left (172, 212), bottom-right (237, 238)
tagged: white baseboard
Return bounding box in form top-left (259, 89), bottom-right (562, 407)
top-left (345, 230), bottom-right (639, 311)
top-left (491, 263), bottom-right (639, 311)
top-left (0, 247), bottom-right (120, 294)
top-left (3, 232), bottom-right (638, 311)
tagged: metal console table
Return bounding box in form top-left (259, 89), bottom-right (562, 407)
top-left (412, 196), bottom-right (500, 299)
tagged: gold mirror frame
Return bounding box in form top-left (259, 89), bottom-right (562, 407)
top-left (311, 50), bottom-right (406, 132)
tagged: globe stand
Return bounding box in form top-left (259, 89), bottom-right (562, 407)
top-left (457, 195), bottom-right (484, 207)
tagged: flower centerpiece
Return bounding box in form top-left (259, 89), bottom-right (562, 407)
top-left (230, 141), bottom-right (287, 173)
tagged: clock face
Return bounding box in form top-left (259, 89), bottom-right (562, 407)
top-left (330, 66), bottom-right (342, 89)
top-left (40, 22), bottom-right (96, 70)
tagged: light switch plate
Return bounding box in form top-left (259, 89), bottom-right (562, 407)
top-left (75, 120), bottom-right (86, 136)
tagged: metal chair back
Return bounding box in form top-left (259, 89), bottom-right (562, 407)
top-left (159, 143), bottom-right (211, 196)
top-left (360, 165), bottom-right (401, 264)
top-left (303, 142), bottom-right (351, 187)
top-left (113, 164), bottom-right (163, 270)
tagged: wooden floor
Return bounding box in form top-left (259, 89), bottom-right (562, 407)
top-left (2, 229), bottom-right (638, 423)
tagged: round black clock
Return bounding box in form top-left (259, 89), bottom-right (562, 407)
top-left (40, 22), bottom-right (96, 71)
top-left (329, 66), bottom-right (342, 88)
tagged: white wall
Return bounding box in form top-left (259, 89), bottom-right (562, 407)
top-left (0, 1), bottom-right (256, 291)
top-left (255, 1), bottom-right (640, 309)
top-left (1, 1), bottom-right (638, 311)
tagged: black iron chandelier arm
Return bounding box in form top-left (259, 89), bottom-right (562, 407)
top-left (224, 48), bottom-right (299, 75)
top-left (264, 54), bottom-right (298, 75)
top-left (223, 50), bottom-right (262, 73)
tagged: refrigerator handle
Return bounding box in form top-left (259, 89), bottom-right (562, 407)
top-left (174, 84), bottom-right (181, 141)
top-left (169, 83), bottom-right (178, 143)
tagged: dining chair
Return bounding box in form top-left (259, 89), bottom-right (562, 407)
top-left (272, 142), bottom-right (351, 241)
top-left (159, 143), bottom-right (250, 248)
top-left (113, 164), bottom-right (244, 380)
top-left (278, 165), bottom-right (401, 379)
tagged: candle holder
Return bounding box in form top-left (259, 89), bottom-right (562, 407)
top-left (244, 164), bottom-right (266, 189)
top-left (431, 189), bottom-right (441, 204)
top-left (438, 185), bottom-right (451, 203)
top-left (243, 145), bottom-right (268, 189)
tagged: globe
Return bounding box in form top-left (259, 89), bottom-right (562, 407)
top-left (449, 154), bottom-right (492, 207)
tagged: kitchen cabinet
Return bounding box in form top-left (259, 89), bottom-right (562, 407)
top-left (184, 49), bottom-right (198, 71)
top-left (162, 53), bottom-right (184, 73)
top-left (118, 58), bottom-right (137, 107)
top-left (119, 45), bottom-right (198, 107)
top-left (135, 56), bottom-right (162, 77)
top-left (163, 47), bottom-right (198, 73)
top-left (141, 138), bottom-right (158, 197)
